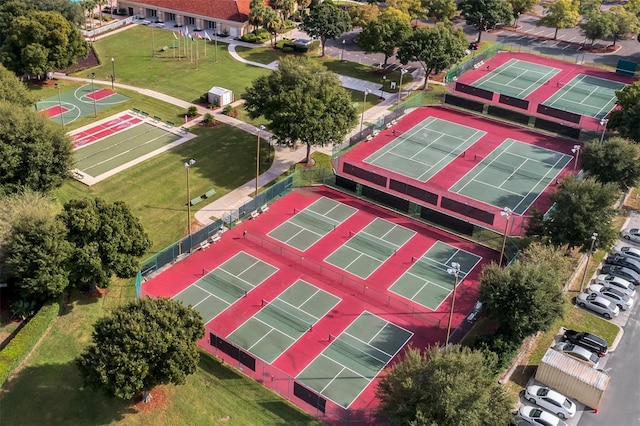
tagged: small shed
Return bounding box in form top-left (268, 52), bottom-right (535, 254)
top-left (207, 86), bottom-right (233, 107)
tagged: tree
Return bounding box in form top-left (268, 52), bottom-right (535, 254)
top-left (0, 102), bottom-right (72, 195)
top-left (58, 198), bottom-right (152, 292)
top-left (358, 8), bottom-right (412, 66)
top-left (540, 175), bottom-right (619, 251)
top-left (508, 0), bottom-right (537, 26)
top-left (0, 10), bottom-right (88, 76)
top-left (264, 8), bottom-right (285, 47)
top-left (609, 81), bottom-right (640, 141)
top-left (273, 0), bottom-right (295, 20)
top-left (243, 56), bottom-right (357, 164)
top-left (626, 0), bottom-right (640, 16)
top-left (427, 0), bottom-right (458, 23)
top-left (348, 3), bottom-right (380, 28)
top-left (580, 12), bottom-right (614, 48)
top-left (538, 0), bottom-right (581, 40)
top-left (248, 0), bottom-right (267, 30)
top-left (387, 0), bottom-right (424, 25)
top-left (397, 23), bottom-right (467, 89)
top-left (459, 0), bottom-right (513, 42)
top-left (581, 137), bottom-right (640, 190)
top-left (76, 297), bottom-right (204, 402)
top-left (377, 345), bottom-right (513, 426)
top-left (479, 260), bottom-right (565, 340)
top-left (609, 5), bottom-right (640, 46)
top-left (301, 1), bottom-right (352, 56)
top-left (0, 64), bottom-right (36, 107)
top-left (578, 0), bottom-right (602, 17)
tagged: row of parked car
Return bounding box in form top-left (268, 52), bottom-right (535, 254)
top-left (516, 329), bottom-right (609, 425)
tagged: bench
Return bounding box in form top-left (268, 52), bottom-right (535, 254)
top-left (132, 108), bottom-right (141, 115)
top-left (189, 196), bottom-right (203, 206)
top-left (203, 189), bottom-right (217, 199)
top-left (140, 111), bottom-right (149, 118)
top-left (210, 233), bottom-right (222, 243)
top-left (259, 204), bottom-right (269, 213)
top-left (199, 240), bottom-right (210, 250)
top-left (165, 121), bottom-right (175, 128)
top-left (153, 116), bottom-right (162, 123)
top-left (250, 210), bottom-right (259, 219)
top-left (180, 127), bottom-right (189, 133)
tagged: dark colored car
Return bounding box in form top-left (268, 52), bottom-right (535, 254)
top-left (600, 265), bottom-right (640, 286)
top-left (563, 329), bottom-right (608, 357)
top-left (604, 254), bottom-right (640, 275)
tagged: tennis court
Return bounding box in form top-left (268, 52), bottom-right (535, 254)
top-left (449, 139), bottom-right (572, 215)
top-left (388, 241), bottom-right (481, 310)
top-left (226, 280), bottom-right (341, 363)
top-left (37, 84), bottom-right (129, 125)
top-left (173, 252), bottom-right (278, 324)
top-left (324, 218), bottom-right (415, 279)
top-left (363, 117), bottom-right (485, 182)
top-left (470, 59), bottom-right (561, 98)
top-left (268, 197), bottom-right (358, 251)
top-left (542, 74), bottom-right (626, 119)
top-left (295, 311), bottom-right (413, 409)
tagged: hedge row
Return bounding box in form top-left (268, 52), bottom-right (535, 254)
top-left (0, 300), bottom-right (60, 386)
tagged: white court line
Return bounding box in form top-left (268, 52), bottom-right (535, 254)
top-left (511, 155), bottom-right (569, 213)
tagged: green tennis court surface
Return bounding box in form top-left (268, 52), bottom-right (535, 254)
top-left (324, 218), bottom-right (415, 279)
top-left (470, 59), bottom-right (561, 98)
top-left (173, 252), bottom-right (278, 324)
top-left (364, 117), bottom-right (485, 182)
top-left (388, 241), bottom-right (481, 311)
top-left (295, 311), bottom-right (412, 409)
top-left (226, 280), bottom-right (341, 363)
top-left (74, 122), bottom-right (181, 177)
top-left (268, 197), bottom-right (358, 251)
top-left (37, 84), bottom-right (129, 125)
top-left (449, 139), bottom-right (572, 215)
top-left (542, 74), bottom-right (626, 119)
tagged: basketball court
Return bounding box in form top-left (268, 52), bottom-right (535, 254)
top-left (37, 84), bottom-right (129, 125)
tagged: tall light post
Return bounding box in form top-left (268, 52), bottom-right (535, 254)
top-left (380, 75), bottom-right (387, 99)
top-left (571, 145), bottom-right (581, 173)
top-left (256, 125), bottom-right (265, 197)
top-left (54, 83), bottom-right (65, 130)
top-left (499, 207), bottom-right (512, 266)
top-left (360, 88), bottom-right (370, 133)
top-left (396, 68), bottom-right (407, 108)
top-left (110, 57), bottom-right (115, 90)
top-left (599, 118), bottom-right (608, 144)
top-left (581, 232), bottom-right (598, 291)
top-left (445, 262), bottom-right (461, 348)
top-left (340, 39), bottom-right (346, 61)
top-left (88, 72), bottom-right (97, 117)
top-left (185, 159), bottom-right (196, 239)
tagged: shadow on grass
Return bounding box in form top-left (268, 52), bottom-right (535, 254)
top-left (1, 362), bottom-right (135, 425)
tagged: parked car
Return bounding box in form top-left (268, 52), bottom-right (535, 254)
top-left (612, 245), bottom-right (640, 261)
top-left (621, 228), bottom-right (640, 244)
top-left (603, 254), bottom-right (640, 274)
top-left (518, 405), bottom-right (568, 426)
top-left (524, 385), bottom-right (576, 420)
top-left (600, 265), bottom-right (640, 286)
top-left (554, 341), bottom-right (600, 368)
top-left (594, 274), bottom-right (637, 297)
top-left (562, 329), bottom-right (608, 357)
top-left (586, 284), bottom-right (634, 311)
top-left (576, 293), bottom-right (620, 319)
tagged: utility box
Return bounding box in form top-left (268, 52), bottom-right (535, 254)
top-left (207, 86), bottom-right (233, 107)
top-left (535, 348), bottom-right (610, 409)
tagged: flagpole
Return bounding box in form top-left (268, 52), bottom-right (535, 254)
top-left (178, 33), bottom-right (181, 61)
top-left (204, 33), bottom-right (207, 57)
top-left (215, 35), bottom-right (218, 63)
top-left (173, 39), bottom-right (175, 58)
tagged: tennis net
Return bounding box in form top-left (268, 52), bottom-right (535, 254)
top-left (329, 334), bottom-right (388, 371)
top-left (262, 300), bottom-right (313, 333)
top-left (498, 68), bottom-right (549, 84)
top-left (203, 268), bottom-right (248, 298)
top-left (350, 231), bottom-right (397, 258)
top-left (293, 209), bottom-right (337, 234)
top-left (473, 154), bottom-right (550, 181)
top-left (398, 133), bottom-right (467, 158)
top-left (557, 82), bottom-right (615, 101)
top-left (411, 257), bottom-right (454, 277)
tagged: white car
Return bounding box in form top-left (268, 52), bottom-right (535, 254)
top-left (594, 274), bottom-right (637, 297)
top-left (621, 228), bottom-right (640, 244)
top-left (586, 284), bottom-right (634, 311)
top-left (576, 293), bottom-right (620, 319)
top-left (612, 245), bottom-right (640, 261)
top-left (554, 341), bottom-right (600, 368)
top-left (518, 405), bottom-right (568, 426)
top-left (524, 385), bottom-right (576, 420)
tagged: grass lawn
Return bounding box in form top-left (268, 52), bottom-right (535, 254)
top-left (55, 124), bottom-right (270, 253)
top-left (0, 284), bottom-right (320, 426)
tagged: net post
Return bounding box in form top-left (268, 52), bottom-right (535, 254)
top-left (261, 298), bottom-right (266, 306)
top-left (202, 267), bottom-right (206, 276)
top-left (243, 290), bottom-right (247, 298)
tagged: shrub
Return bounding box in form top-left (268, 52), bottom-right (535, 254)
top-left (222, 105), bottom-right (238, 118)
top-left (241, 33), bottom-right (257, 43)
top-left (0, 300), bottom-right (60, 386)
top-left (471, 332), bottom-right (522, 374)
top-left (203, 113), bottom-right (215, 124)
top-left (186, 106), bottom-right (198, 117)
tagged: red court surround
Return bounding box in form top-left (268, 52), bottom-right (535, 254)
top-left (71, 114), bottom-right (142, 149)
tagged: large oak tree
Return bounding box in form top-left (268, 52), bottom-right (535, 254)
top-left (581, 137), bottom-right (640, 190)
top-left (459, 0), bottom-right (513, 42)
top-left (358, 8), bottom-right (412, 67)
top-left (301, 0), bottom-right (352, 56)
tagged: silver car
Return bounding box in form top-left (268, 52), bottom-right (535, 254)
top-left (554, 341), bottom-right (600, 368)
top-left (524, 385), bottom-right (576, 419)
top-left (621, 228), bottom-right (640, 244)
top-left (594, 274), bottom-right (637, 297)
top-left (612, 245), bottom-right (640, 261)
top-left (586, 284), bottom-right (634, 311)
top-left (576, 293), bottom-right (620, 319)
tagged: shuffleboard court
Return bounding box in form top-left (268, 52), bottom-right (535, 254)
top-left (268, 197), bottom-right (358, 251)
top-left (325, 218), bottom-right (415, 279)
top-left (449, 139), bottom-right (572, 215)
top-left (543, 74), bottom-right (626, 119)
top-left (226, 280), bottom-right (341, 363)
top-left (363, 117), bottom-right (485, 182)
top-left (173, 252), bottom-right (278, 324)
top-left (470, 59), bottom-right (561, 99)
top-left (295, 311), bottom-right (413, 409)
top-left (389, 241), bottom-right (482, 310)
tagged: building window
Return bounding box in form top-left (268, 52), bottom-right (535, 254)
top-left (167, 13), bottom-right (176, 22)
top-left (187, 16), bottom-right (196, 26)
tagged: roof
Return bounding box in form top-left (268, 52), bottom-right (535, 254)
top-left (128, 0), bottom-right (251, 23)
top-left (541, 349), bottom-right (609, 390)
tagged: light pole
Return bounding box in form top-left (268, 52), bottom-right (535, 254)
top-left (599, 119), bottom-right (608, 144)
top-left (256, 125), bottom-right (265, 197)
top-left (581, 233), bottom-right (598, 291)
top-left (499, 207), bottom-right (512, 266)
top-left (380, 75), bottom-right (386, 99)
top-left (445, 262), bottom-right (461, 348)
top-left (88, 72), bottom-right (97, 117)
top-left (396, 68), bottom-right (407, 108)
top-left (185, 159), bottom-right (196, 239)
top-left (110, 57), bottom-right (115, 90)
top-left (54, 83), bottom-right (65, 130)
top-left (360, 88), bottom-right (370, 133)
top-left (340, 39), bottom-right (345, 61)
top-left (571, 145), bottom-right (581, 173)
